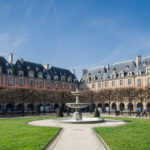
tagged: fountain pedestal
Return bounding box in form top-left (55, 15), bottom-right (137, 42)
top-left (74, 111), bottom-right (82, 120)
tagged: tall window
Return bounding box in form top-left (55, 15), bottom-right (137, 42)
top-left (47, 82), bottom-right (51, 89)
top-left (19, 79), bottom-right (24, 86)
top-left (112, 81), bottom-right (115, 87)
top-left (92, 84), bottom-right (95, 89)
top-left (69, 83), bottom-right (72, 90)
top-left (128, 79), bottom-right (132, 85)
top-left (104, 82), bottom-right (108, 87)
top-left (98, 83), bottom-right (101, 88)
top-left (0, 66), bottom-right (2, 74)
top-left (29, 80), bottom-right (34, 87)
top-left (120, 80), bottom-right (123, 86)
top-left (8, 77), bottom-right (13, 86)
top-left (137, 79), bottom-right (141, 87)
top-left (39, 81), bottom-right (43, 88)
top-left (147, 78), bottom-right (150, 85)
top-left (62, 83), bottom-right (66, 89)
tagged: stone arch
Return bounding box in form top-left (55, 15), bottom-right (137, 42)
top-left (137, 102), bottom-right (143, 109)
top-left (0, 104), bottom-right (2, 110)
top-left (27, 103), bottom-right (34, 112)
top-left (97, 103), bottom-right (102, 108)
top-left (54, 104), bottom-right (59, 110)
top-left (147, 103), bottom-right (150, 113)
top-left (104, 103), bottom-right (109, 108)
top-left (128, 103), bottom-right (133, 111)
top-left (112, 103), bottom-right (116, 109)
top-left (120, 103), bottom-right (125, 111)
top-left (6, 103), bottom-right (13, 112)
top-left (37, 104), bottom-right (43, 113)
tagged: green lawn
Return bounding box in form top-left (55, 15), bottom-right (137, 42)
top-left (95, 117), bottom-right (150, 150)
top-left (0, 116), bottom-right (60, 150)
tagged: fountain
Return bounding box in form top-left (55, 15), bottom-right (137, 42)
top-left (54, 87), bottom-right (104, 124)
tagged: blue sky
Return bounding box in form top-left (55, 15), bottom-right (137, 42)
top-left (0, 0), bottom-right (150, 79)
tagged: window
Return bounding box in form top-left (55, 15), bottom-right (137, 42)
top-left (92, 84), bottom-right (95, 88)
top-left (120, 73), bottom-right (124, 78)
top-left (61, 76), bottom-right (66, 81)
top-left (69, 83), bottom-right (72, 90)
top-left (19, 79), bottom-right (24, 86)
top-left (68, 77), bottom-right (72, 82)
top-left (92, 77), bottom-right (95, 82)
top-left (137, 79), bottom-right (141, 87)
top-left (62, 83), bottom-right (66, 89)
top-left (112, 81), bottom-right (115, 87)
top-left (128, 79), bottom-right (132, 85)
top-left (147, 78), bottom-right (150, 85)
top-left (98, 83), bottom-right (101, 88)
top-left (147, 68), bottom-right (150, 74)
top-left (54, 76), bottom-right (58, 81)
top-left (7, 69), bottom-right (13, 75)
top-left (104, 82), bottom-right (108, 87)
top-left (28, 71), bottom-right (34, 78)
top-left (8, 77), bottom-right (13, 86)
top-left (120, 80), bottom-right (123, 86)
top-left (39, 81), bottom-right (43, 88)
top-left (18, 71), bottom-right (23, 77)
top-left (112, 74), bottom-right (115, 79)
top-left (55, 84), bottom-right (58, 89)
top-left (29, 80), bottom-right (34, 87)
top-left (47, 82), bottom-right (51, 89)
top-left (47, 75), bottom-right (51, 80)
top-left (128, 72), bottom-right (132, 77)
top-left (38, 72), bottom-right (43, 79)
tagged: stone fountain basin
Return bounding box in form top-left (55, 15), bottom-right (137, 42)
top-left (66, 103), bottom-right (90, 109)
top-left (53, 117), bottom-right (104, 124)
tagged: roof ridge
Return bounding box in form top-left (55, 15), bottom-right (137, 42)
top-left (112, 60), bottom-right (133, 66)
top-left (88, 66), bottom-right (104, 71)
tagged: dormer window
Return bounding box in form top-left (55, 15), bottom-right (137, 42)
top-left (126, 66), bottom-right (129, 69)
top-left (47, 75), bottom-right (51, 80)
top-left (88, 73), bottom-right (91, 75)
top-left (28, 70), bottom-right (34, 78)
top-left (119, 71), bottom-right (124, 78)
top-left (17, 64), bottom-right (21, 68)
top-left (68, 77), bottom-right (72, 82)
top-left (37, 72), bottom-right (43, 79)
top-left (7, 69), bottom-right (13, 75)
top-left (36, 67), bottom-right (39, 71)
top-left (147, 67), bottom-right (150, 74)
top-left (61, 76), bottom-right (66, 82)
top-left (137, 70), bottom-right (141, 76)
top-left (111, 72), bottom-right (116, 79)
top-left (92, 76), bottom-right (96, 82)
top-left (18, 71), bottom-right (24, 77)
top-left (27, 66), bottom-right (30, 70)
top-left (128, 72), bottom-right (132, 77)
top-left (54, 76), bottom-right (58, 81)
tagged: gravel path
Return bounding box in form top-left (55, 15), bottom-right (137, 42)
top-left (28, 119), bottom-right (126, 150)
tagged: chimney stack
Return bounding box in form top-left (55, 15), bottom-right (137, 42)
top-left (82, 69), bottom-right (87, 76)
top-left (44, 64), bottom-right (49, 70)
top-left (107, 64), bottom-right (110, 70)
top-left (72, 69), bottom-right (75, 75)
top-left (136, 55), bottom-right (142, 67)
top-left (8, 53), bottom-right (13, 64)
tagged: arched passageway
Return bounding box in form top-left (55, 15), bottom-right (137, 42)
top-left (120, 103), bottom-right (125, 111)
top-left (54, 104), bottom-right (59, 110)
top-left (137, 102), bottom-right (143, 109)
top-left (97, 103), bottom-right (102, 108)
top-left (112, 103), bottom-right (116, 110)
top-left (147, 103), bottom-right (150, 113)
top-left (16, 104), bottom-right (23, 112)
top-left (128, 103), bottom-right (133, 111)
top-left (27, 104), bottom-right (34, 112)
top-left (6, 104), bottom-right (13, 112)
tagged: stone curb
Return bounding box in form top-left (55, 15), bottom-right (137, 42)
top-left (93, 128), bottom-right (110, 150)
top-left (44, 128), bottom-right (62, 150)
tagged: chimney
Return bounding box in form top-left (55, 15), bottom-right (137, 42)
top-left (8, 53), bottom-right (13, 64)
top-left (82, 69), bottom-right (87, 76)
top-left (44, 64), bottom-right (49, 70)
top-left (72, 69), bottom-right (75, 75)
top-left (136, 55), bottom-right (142, 67)
top-left (107, 64), bottom-right (110, 70)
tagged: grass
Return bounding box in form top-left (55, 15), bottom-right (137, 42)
top-left (95, 117), bottom-right (150, 150)
top-left (0, 116), bottom-right (60, 150)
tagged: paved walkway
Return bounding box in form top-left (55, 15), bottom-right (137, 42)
top-left (28, 119), bottom-right (126, 150)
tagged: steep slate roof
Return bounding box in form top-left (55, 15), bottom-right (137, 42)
top-left (0, 56), bottom-right (77, 82)
top-left (0, 56), bottom-right (8, 73)
top-left (81, 58), bottom-right (149, 82)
